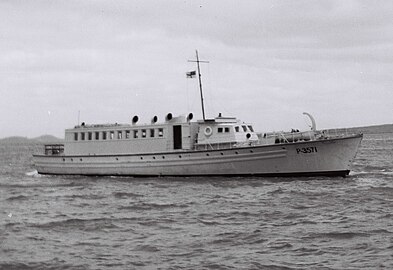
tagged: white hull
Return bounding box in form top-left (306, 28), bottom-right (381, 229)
top-left (34, 134), bottom-right (362, 177)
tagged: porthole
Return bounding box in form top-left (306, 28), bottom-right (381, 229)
top-left (206, 153), bottom-right (210, 156)
top-left (179, 155), bottom-right (182, 158)
top-left (220, 153), bottom-right (224, 155)
top-left (235, 151), bottom-right (239, 154)
top-left (140, 157), bottom-right (143, 160)
top-left (116, 158), bottom-right (119, 161)
top-left (162, 156), bottom-right (165, 159)
top-left (153, 156), bottom-right (156, 159)
top-left (80, 158), bottom-right (83, 161)
top-left (250, 150), bottom-right (254, 153)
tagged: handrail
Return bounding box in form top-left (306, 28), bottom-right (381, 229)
top-left (44, 144), bottom-right (64, 156)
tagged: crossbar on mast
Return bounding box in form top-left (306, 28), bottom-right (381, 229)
top-left (188, 50), bottom-right (209, 121)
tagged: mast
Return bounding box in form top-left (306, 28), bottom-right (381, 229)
top-left (196, 51), bottom-right (206, 121)
top-left (188, 50), bottom-right (209, 121)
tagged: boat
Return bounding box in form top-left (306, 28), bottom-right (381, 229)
top-left (33, 51), bottom-right (363, 177)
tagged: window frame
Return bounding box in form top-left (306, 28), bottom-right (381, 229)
top-left (158, 128), bottom-right (164, 137)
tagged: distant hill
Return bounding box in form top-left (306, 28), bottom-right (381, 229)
top-left (33, 135), bottom-right (64, 143)
top-left (0, 136), bottom-right (31, 144)
top-left (329, 124), bottom-right (393, 135)
top-left (0, 135), bottom-right (63, 145)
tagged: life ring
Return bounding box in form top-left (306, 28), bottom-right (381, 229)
top-left (204, 126), bottom-right (213, 136)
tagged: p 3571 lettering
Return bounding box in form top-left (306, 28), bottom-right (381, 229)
top-left (296, 147), bottom-right (318, 154)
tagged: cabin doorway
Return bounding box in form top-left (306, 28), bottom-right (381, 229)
top-left (173, 125), bottom-right (182, 149)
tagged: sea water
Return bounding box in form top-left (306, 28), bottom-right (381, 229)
top-left (0, 133), bottom-right (392, 269)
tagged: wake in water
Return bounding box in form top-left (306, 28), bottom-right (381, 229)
top-left (25, 170), bottom-right (40, 177)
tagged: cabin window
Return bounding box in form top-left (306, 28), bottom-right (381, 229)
top-left (248, 125), bottom-right (254, 132)
top-left (95, 132), bottom-right (99, 140)
top-left (142, 129), bottom-right (146, 138)
top-left (81, 132), bottom-right (85, 140)
top-left (242, 125), bottom-right (247, 132)
top-left (158, 128), bottom-right (164, 137)
top-left (134, 130), bottom-right (138, 138)
top-left (150, 129), bottom-right (155, 137)
top-left (74, 133), bottom-right (78, 141)
top-left (235, 126), bottom-right (240, 132)
top-left (218, 127), bottom-right (223, 133)
top-left (118, 131), bottom-right (122, 139)
top-left (110, 131), bottom-right (114, 140)
top-left (88, 132), bottom-right (92, 140)
top-left (102, 132), bottom-right (107, 140)
top-left (125, 130), bottom-right (130, 139)
top-left (225, 127), bottom-right (230, 133)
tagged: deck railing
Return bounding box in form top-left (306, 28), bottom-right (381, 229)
top-left (192, 128), bottom-right (358, 150)
top-left (44, 144), bottom-right (64, 156)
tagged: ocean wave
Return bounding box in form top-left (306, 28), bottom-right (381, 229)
top-left (62, 194), bottom-right (106, 200)
top-left (0, 261), bottom-right (87, 270)
top-left (112, 191), bottom-right (144, 199)
top-left (220, 231), bottom-right (269, 245)
top-left (133, 244), bottom-right (160, 252)
top-left (196, 218), bottom-right (223, 226)
top-left (266, 241), bottom-right (293, 249)
top-left (351, 170), bottom-right (393, 178)
top-left (6, 195), bottom-right (29, 201)
top-left (292, 246), bottom-right (323, 255)
top-left (0, 181), bottom-right (82, 189)
top-left (307, 231), bottom-right (369, 240)
top-left (367, 228), bottom-right (392, 234)
top-left (117, 201), bottom-right (189, 211)
top-left (369, 186), bottom-right (393, 193)
top-left (30, 218), bottom-right (119, 232)
top-left (353, 164), bottom-right (392, 172)
top-left (246, 263), bottom-right (297, 270)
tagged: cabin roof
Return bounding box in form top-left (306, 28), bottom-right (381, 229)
top-left (197, 116), bottom-right (238, 124)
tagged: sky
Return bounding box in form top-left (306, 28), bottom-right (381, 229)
top-left (1, 0), bottom-right (392, 138)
